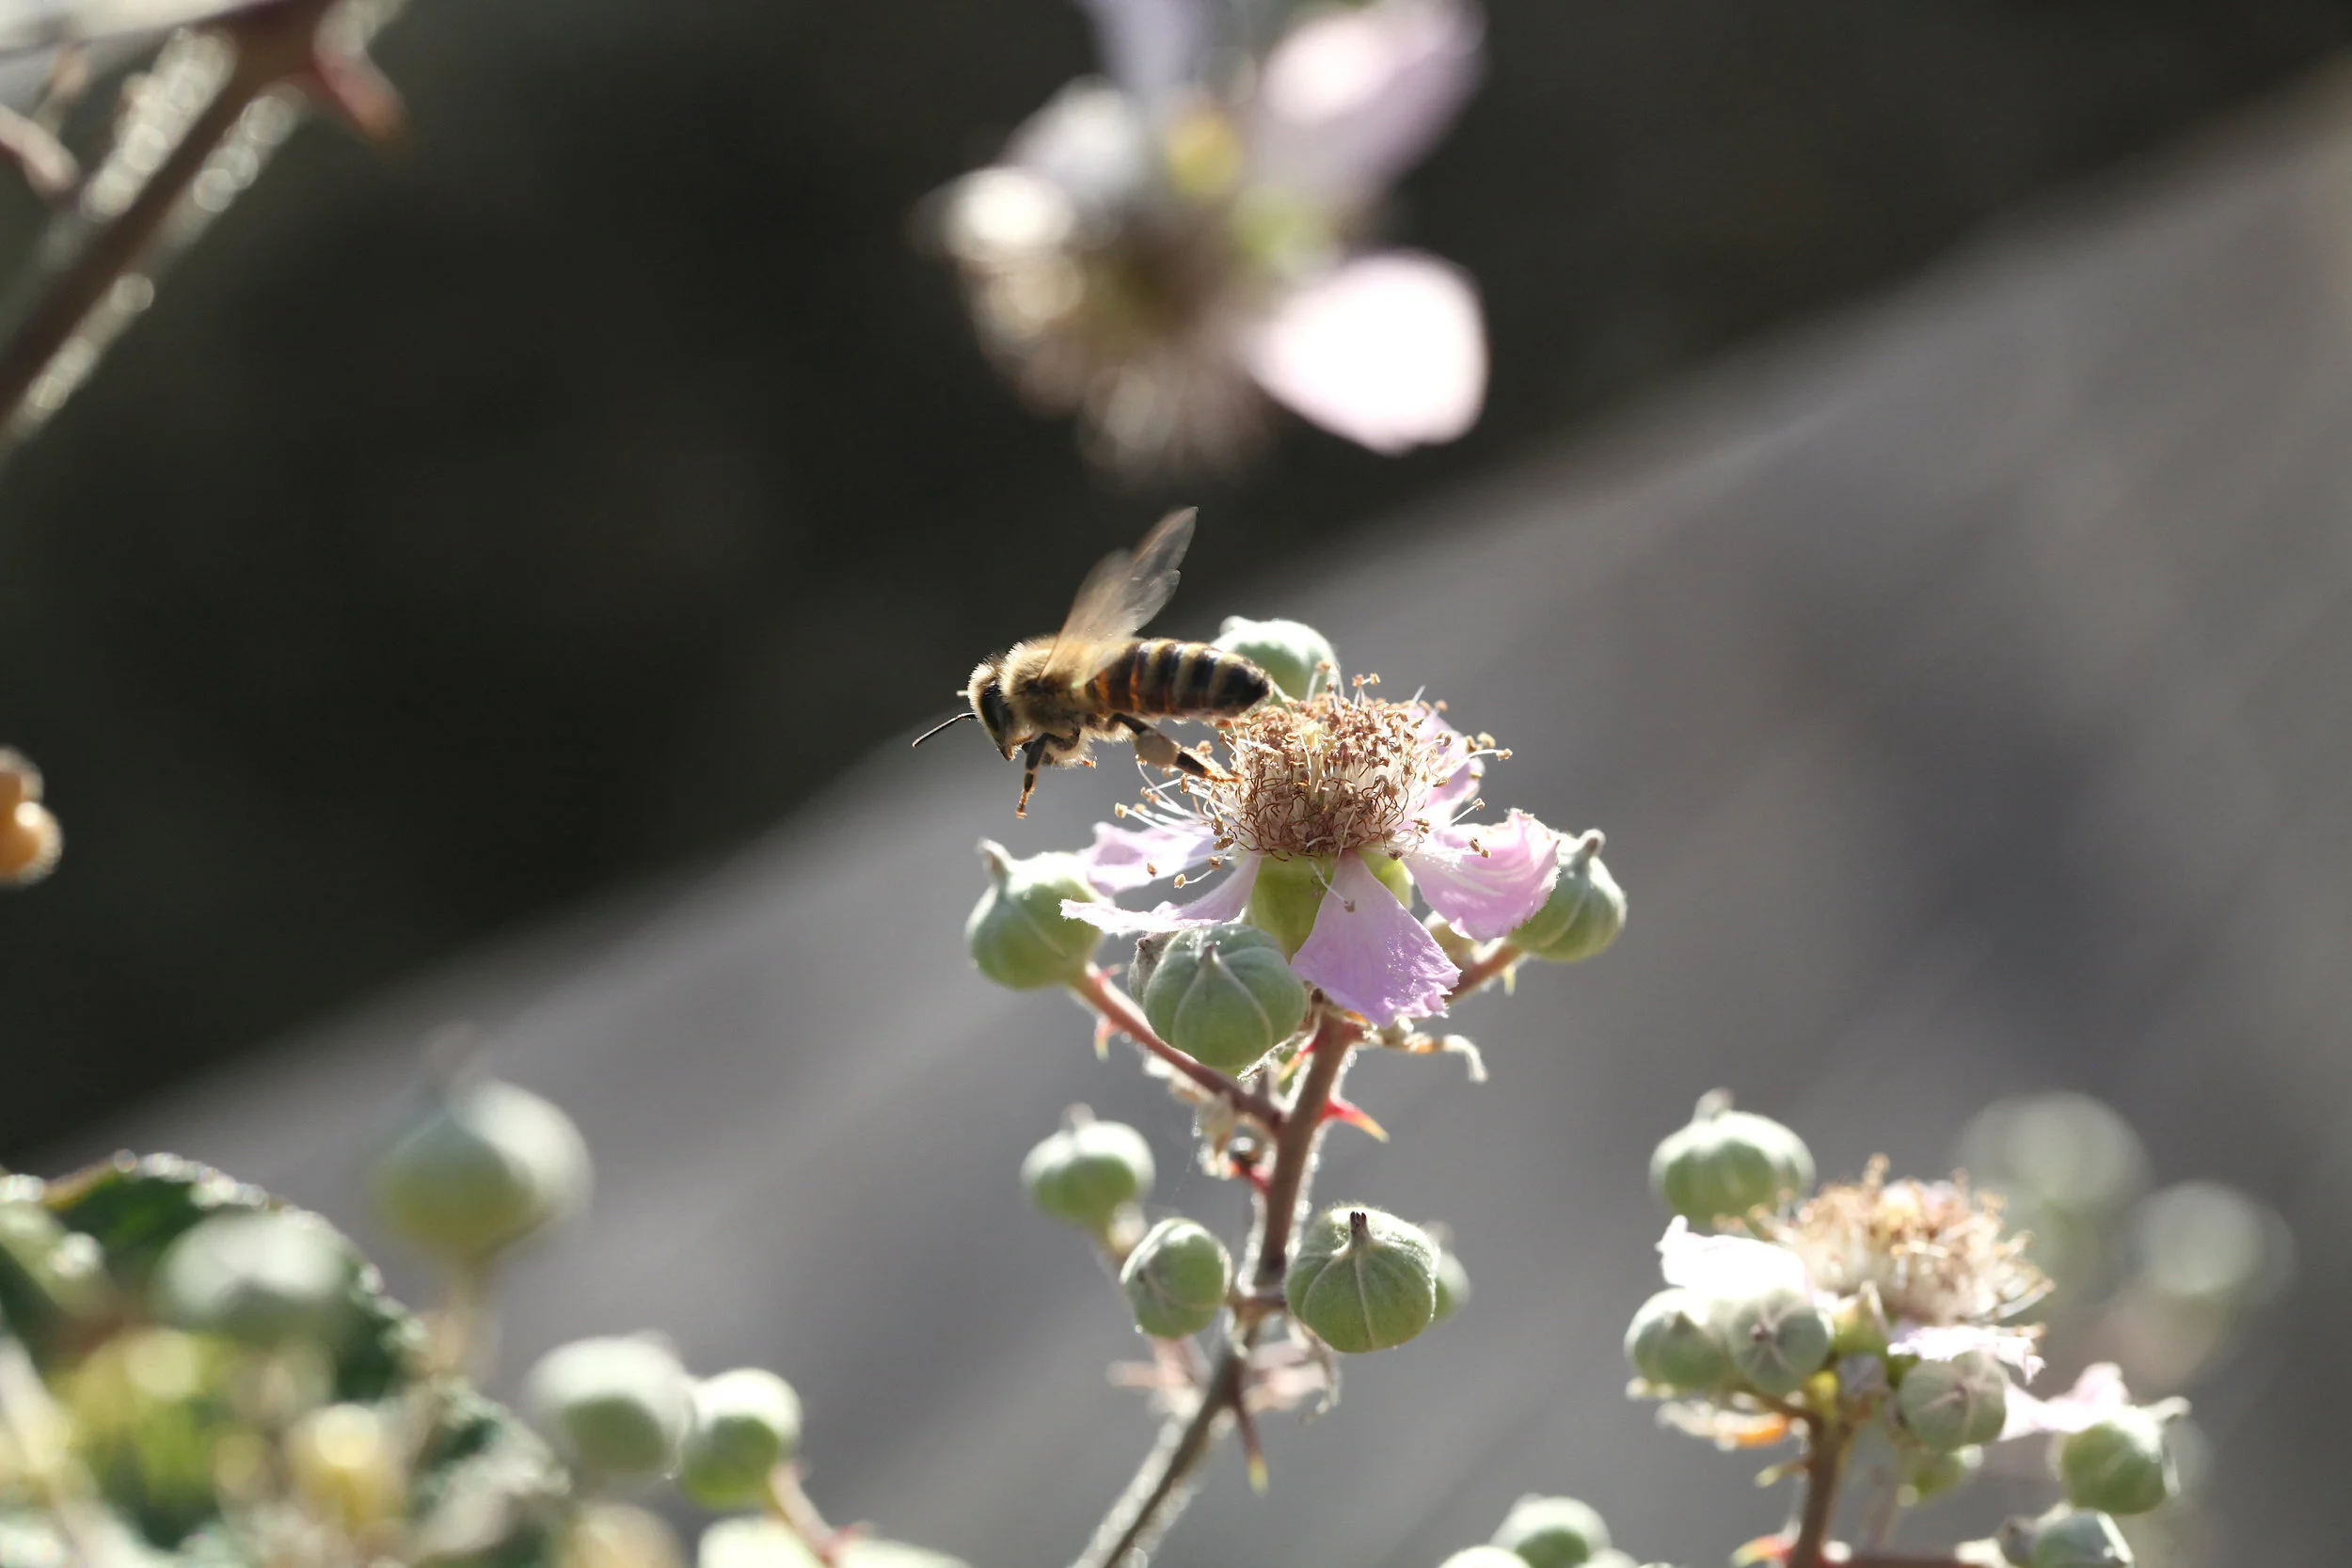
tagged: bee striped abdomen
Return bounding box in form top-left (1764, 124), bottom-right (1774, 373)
top-left (1091, 639), bottom-right (1270, 718)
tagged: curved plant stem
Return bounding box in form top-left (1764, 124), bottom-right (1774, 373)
top-left (1070, 964), bottom-right (1288, 1132)
top-left (764, 1464), bottom-right (849, 1566)
top-left (0, 0), bottom-right (338, 436)
top-left (1788, 1416), bottom-right (1849, 1568)
top-left (1451, 940), bottom-right (1521, 998)
top-left (1073, 1011), bottom-right (1358, 1568)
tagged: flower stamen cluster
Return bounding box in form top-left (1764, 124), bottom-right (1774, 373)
top-left (1770, 1159), bottom-right (2049, 1328)
top-left (1200, 689), bottom-right (1468, 860)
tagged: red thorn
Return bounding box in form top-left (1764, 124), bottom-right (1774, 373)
top-left (298, 43), bottom-right (405, 144)
top-left (1321, 1097), bottom-right (1389, 1142)
top-left (1230, 1157), bottom-right (1271, 1197)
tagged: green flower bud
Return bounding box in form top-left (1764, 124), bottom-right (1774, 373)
top-left (1723, 1286), bottom-right (1834, 1399)
top-left (1214, 616), bottom-right (1337, 701)
top-left (1021, 1114), bottom-right (1154, 1230)
top-left (1490, 1495), bottom-right (1610, 1568)
top-left (1284, 1207), bottom-right (1438, 1354)
top-left (1904, 1444), bottom-right (1983, 1501)
top-left (524, 1335), bottom-right (694, 1481)
top-left (1830, 1286), bottom-right (1890, 1358)
top-left (1624, 1289), bottom-right (1732, 1393)
top-left (1510, 832), bottom-right (1624, 962)
top-left (1432, 1245), bottom-right (1471, 1325)
top-left (1120, 1217), bottom-right (1232, 1338)
top-left (1897, 1350), bottom-right (2009, 1450)
top-left (1997, 1509), bottom-right (2133, 1568)
top-left (151, 1210), bottom-right (359, 1349)
top-left (1441, 1551), bottom-right (1531, 1568)
top-left (2058, 1408), bottom-right (2177, 1516)
top-left (1648, 1092), bottom-right (1814, 1226)
top-left (371, 1077), bottom-right (592, 1264)
top-left (1248, 851), bottom-right (1411, 956)
top-left (1139, 923), bottom-right (1309, 1070)
top-left (678, 1369), bottom-right (803, 1509)
top-left (966, 842), bottom-right (1102, 990)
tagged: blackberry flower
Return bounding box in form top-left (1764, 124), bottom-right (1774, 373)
top-left (1064, 686), bottom-right (1560, 1025)
top-left (933, 0), bottom-right (1487, 469)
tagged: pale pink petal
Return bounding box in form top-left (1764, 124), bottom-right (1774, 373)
top-left (1414, 709), bottom-right (1482, 821)
top-left (1656, 1217), bottom-right (1814, 1298)
top-left (1079, 817), bottom-right (1219, 892)
top-left (1170, 854), bottom-right (1262, 923)
top-left (1077, 0), bottom-right (1214, 119)
top-left (2000, 1363), bottom-right (2133, 1440)
top-left (1891, 1323), bottom-right (2045, 1385)
top-left (1246, 252), bottom-right (1486, 453)
top-left (1006, 81), bottom-right (1154, 217)
top-left (1289, 852), bottom-right (1457, 1024)
top-left (1060, 854), bottom-right (1261, 933)
top-left (1405, 809), bottom-right (1560, 939)
top-left (1248, 0), bottom-right (1483, 204)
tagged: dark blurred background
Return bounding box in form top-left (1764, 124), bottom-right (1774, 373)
top-left (7, 0), bottom-right (2352, 1151)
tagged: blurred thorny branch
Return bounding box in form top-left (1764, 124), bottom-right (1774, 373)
top-left (0, 0), bottom-right (403, 456)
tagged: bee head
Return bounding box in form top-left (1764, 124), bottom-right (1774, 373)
top-left (967, 659), bottom-right (1020, 757)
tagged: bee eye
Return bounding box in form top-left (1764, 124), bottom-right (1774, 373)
top-left (979, 684), bottom-right (1014, 742)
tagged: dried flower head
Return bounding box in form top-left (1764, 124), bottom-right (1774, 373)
top-left (1769, 1162), bottom-right (2050, 1330)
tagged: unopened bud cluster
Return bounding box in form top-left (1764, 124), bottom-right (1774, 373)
top-left (1614, 1093), bottom-right (2190, 1568)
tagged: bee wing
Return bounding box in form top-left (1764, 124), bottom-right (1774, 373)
top-left (1041, 508), bottom-right (1197, 685)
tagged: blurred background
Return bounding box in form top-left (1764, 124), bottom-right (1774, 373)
top-left (5, 0), bottom-right (2351, 1564)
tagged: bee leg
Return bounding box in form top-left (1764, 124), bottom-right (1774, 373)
top-left (1017, 737), bottom-right (1049, 817)
top-left (1120, 717), bottom-right (1220, 781)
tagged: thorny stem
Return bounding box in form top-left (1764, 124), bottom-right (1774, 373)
top-left (1788, 1416), bottom-right (1849, 1568)
top-left (1074, 1011), bottom-right (1359, 1568)
top-left (1071, 964), bottom-right (1288, 1132)
top-left (1451, 940), bottom-right (1522, 998)
top-left (0, 0), bottom-right (341, 435)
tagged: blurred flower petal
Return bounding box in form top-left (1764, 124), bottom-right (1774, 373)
top-left (1006, 80), bottom-right (1156, 215)
top-left (1246, 251), bottom-right (1486, 452)
top-left (2001, 1362), bottom-right (2134, 1439)
top-left (1658, 1217), bottom-right (1815, 1298)
top-left (1076, 0), bottom-right (1214, 119)
top-left (1891, 1322), bottom-right (2045, 1383)
top-left (1291, 851), bottom-right (1458, 1024)
top-left (1250, 0), bottom-right (1483, 203)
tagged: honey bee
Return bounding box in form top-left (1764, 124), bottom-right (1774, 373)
top-left (915, 509), bottom-right (1273, 815)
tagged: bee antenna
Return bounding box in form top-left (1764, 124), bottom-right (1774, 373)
top-left (912, 710), bottom-right (978, 748)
